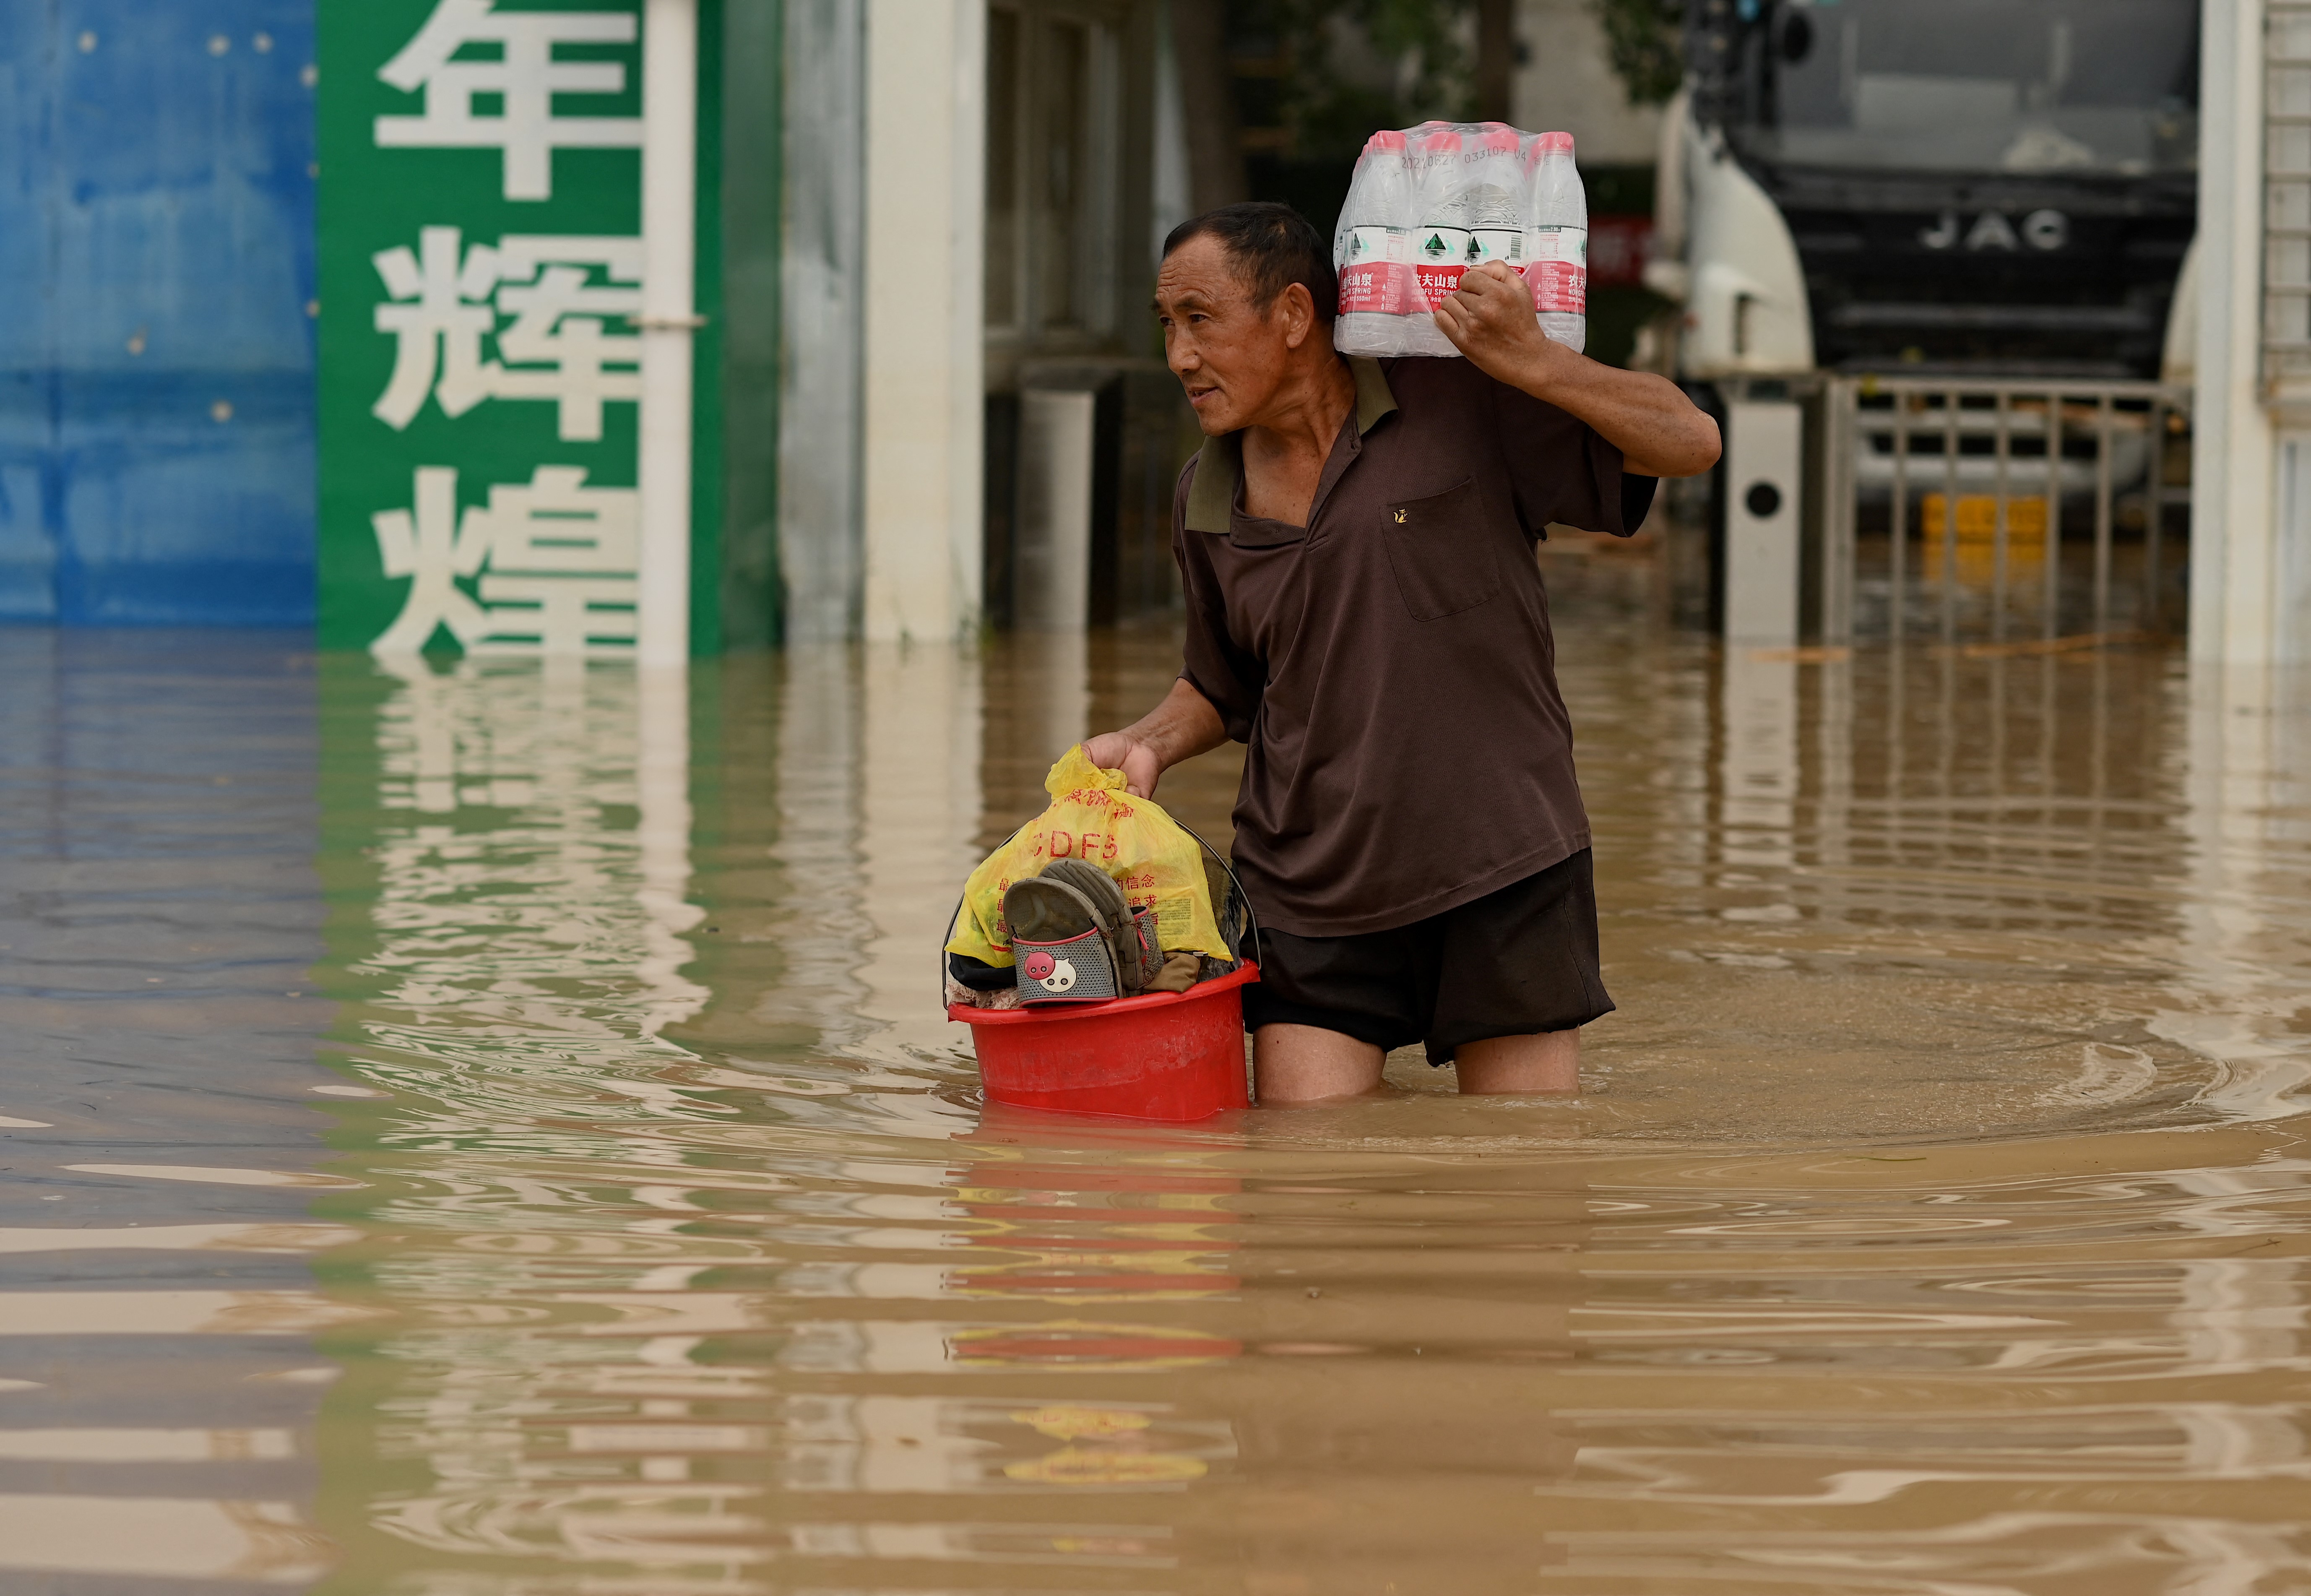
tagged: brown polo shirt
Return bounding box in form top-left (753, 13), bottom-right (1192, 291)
top-left (1174, 354), bottom-right (1639, 938)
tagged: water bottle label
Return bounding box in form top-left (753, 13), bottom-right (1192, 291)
top-left (1528, 225), bottom-right (1588, 266)
top-left (1346, 225), bottom-right (1407, 265)
top-left (1415, 227), bottom-right (1472, 268)
top-left (1413, 263), bottom-right (1465, 309)
top-left (1469, 228), bottom-right (1524, 268)
top-left (1526, 260), bottom-right (1588, 315)
top-left (1526, 225), bottom-right (1589, 312)
top-left (1411, 226), bottom-right (1470, 307)
top-left (1339, 260), bottom-right (1411, 314)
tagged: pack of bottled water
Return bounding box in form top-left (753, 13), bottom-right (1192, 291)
top-left (1334, 122), bottom-right (1587, 359)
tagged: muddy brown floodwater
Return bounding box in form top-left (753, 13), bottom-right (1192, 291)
top-left (0, 581), bottom-right (2307, 1595)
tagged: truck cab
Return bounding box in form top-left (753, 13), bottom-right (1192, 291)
top-left (1650, 0), bottom-right (2200, 382)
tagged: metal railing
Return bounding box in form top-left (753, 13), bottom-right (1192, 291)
top-left (1819, 377), bottom-right (2192, 647)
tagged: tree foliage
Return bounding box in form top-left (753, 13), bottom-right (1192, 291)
top-left (1590, 0), bottom-right (1685, 107)
top-left (1250, 0), bottom-right (1481, 164)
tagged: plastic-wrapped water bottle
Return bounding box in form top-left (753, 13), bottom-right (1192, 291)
top-left (1333, 130), bottom-right (1413, 357)
top-left (1397, 125), bottom-right (1526, 357)
top-left (1523, 130), bottom-right (1588, 354)
top-left (1463, 125), bottom-right (1529, 277)
top-left (1401, 126), bottom-right (1467, 357)
top-left (1337, 119), bottom-right (1589, 362)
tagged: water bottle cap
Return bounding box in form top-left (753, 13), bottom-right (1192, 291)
top-left (1537, 130), bottom-right (1576, 155)
top-left (1368, 129), bottom-right (1407, 152)
top-left (1481, 126), bottom-right (1520, 154)
top-left (1418, 128), bottom-right (1462, 154)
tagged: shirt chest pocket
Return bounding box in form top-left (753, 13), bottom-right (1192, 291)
top-left (1380, 478), bottom-right (1502, 621)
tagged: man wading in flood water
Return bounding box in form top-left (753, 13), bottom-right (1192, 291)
top-left (1083, 203), bottom-right (1721, 1104)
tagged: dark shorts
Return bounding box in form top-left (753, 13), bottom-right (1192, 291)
top-left (1241, 849), bottom-right (1614, 1065)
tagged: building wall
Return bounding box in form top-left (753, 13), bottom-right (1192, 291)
top-left (1512, 0), bottom-right (1660, 166)
top-left (0, 0), bottom-right (1116, 643)
top-left (0, 2), bottom-right (318, 625)
top-left (0, 0), bottom-right (772, 646)
top-left (983, 0), bottom-right (1180, 631)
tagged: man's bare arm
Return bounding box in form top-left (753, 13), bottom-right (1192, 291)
top-left (1081, 678), bottom-right (1228, 799)
top-left (1435, 262), bottom-right (1722, 480)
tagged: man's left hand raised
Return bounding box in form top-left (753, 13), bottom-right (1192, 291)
top-left (1434, 260), bottom-right (1721, 481)
top-left (1433, 260), bottom-right (1565, 392)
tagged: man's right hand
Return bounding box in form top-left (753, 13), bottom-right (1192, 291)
top-left (1080, 679), bottom-right (1228, 801)
top-left (1082, 731), bottom-right (1166, 799)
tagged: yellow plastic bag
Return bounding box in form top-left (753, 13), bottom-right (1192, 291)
top-left (946, 746), bottom-right (1230, 967)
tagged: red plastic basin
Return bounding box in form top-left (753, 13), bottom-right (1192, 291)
top-left (949, 963), bottom-right (1257, 1122)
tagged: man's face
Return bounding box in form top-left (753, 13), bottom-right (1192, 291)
top-left (1155, 236), bottom-right (1299, 436)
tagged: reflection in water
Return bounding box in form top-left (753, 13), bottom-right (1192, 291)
top-left (5, 605), bottom-right (2310, 1591)
top-left (0, 630), bottom-right (356, 1585)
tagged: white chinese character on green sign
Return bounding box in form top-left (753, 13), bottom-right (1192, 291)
top-left (372, 227), bottom-right (643, 440)
top-left (371, 464), bottom-right (638, 656)
top-left (490, 237), bottom-right (645, 440)
top-left (375, 0), bottom-right (644, 201)
top-left (372, 227), bottom-right (498, 428)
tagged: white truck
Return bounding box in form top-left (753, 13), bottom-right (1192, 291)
top-left (1642, 0), bottom-right (2199, 636)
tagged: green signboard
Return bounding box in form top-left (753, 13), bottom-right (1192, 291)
top-left (318, 0), bottom-right (660, 656)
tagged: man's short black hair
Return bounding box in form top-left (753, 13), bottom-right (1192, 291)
top-left (1162, 202), bottom-right (1336, 323)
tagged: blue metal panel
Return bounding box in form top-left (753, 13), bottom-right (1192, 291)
top-left (0, 0), bottom-right (316, 626)
top-left (0, 12), bottom-right (58, 617)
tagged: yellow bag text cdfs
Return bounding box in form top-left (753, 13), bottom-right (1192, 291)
top-left (946, 746), bottom-right (1230, 968)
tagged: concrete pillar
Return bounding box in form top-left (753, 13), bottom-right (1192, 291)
top-left (1721, 400), bottom-right (1804, 644)
top-left (779, 0), bottom-right (867, 643)
top-left (2195, 0), bottom-right (2290, 663)
top-left (861, 0), bottom-right (986, 643)
top-left (1015, 390), bottom-right (1097, 632)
